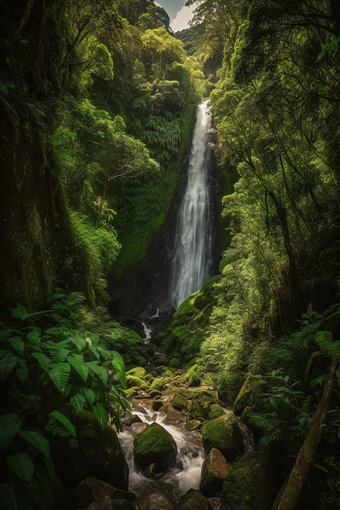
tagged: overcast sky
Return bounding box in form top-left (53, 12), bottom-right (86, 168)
top-left (156, 1), bottom-right (196, 32)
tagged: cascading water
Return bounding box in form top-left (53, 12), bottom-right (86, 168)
top-left (169, 101), bottom-right (215, 309)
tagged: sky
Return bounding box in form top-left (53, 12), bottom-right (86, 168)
top-left (155, 0), bottom-right (196, 32)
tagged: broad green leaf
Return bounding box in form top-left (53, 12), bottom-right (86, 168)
top-left (88, 345), bottom-right (100, 360)
top-left (8, 337), bottom-right (24, 354)
top-left (80, 387), bottom-right (96, 405)
top-left (0, 482), bottom-right (33, 510)
top-left (16, 364), bottom-right (29, 383)
top-left (313, 462), bottom-right (329, 473)
top-left (42, 453), bottom-right (55, 481)
top-left (50, 411), bottom-right (76, 438)
top-left (7, 453), bottom-right (34, 481)
top-left (304, 351), bottom-right (320, 385)
top-left (34, 465), bottom-right (51, 492)
top-left (310, 374), bottom-right (329, 389)
top-left (9, 304), bottom-right (27, 320)
top-left (31, 352), bottom-right (51, 372)
top-left (67, 354), bottom-right (88, 382)
top-left (28, 478), bottom-right (54, 510)
top-left (0, 352), bottom-right (20, 381)
top-left (69, 335), bottom-right (86, 351)
top-left (96, 403), bottom-right (108, 428)
top-left (18, 430), bottom-right (50, 457)
top-left (87, 362), bottom-right (108, 385)
top-left (97, 346), bottom-right (111, 360)
top-left (91, 405), bottom-right (100, 423)
top-left (70, 394), bottom-right (84, 411)
top-left (111, 351), bottom-right (125, 365)
top-left (315, 331), bottom-right (333, 347)
top-left (0, 413), bottom-right (21, 450)
top-left (49, 363), bottom-right (70, 392)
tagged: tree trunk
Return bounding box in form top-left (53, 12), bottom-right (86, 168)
top-left (272, 358), bottom-right (338, 510)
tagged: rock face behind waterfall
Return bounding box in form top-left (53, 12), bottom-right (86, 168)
top-left (108, 102), bottom-right (219, 321)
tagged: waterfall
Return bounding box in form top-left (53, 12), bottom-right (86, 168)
top-left (169, 101), bottom-right (214, 309)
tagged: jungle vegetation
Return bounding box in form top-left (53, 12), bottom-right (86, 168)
top-left (1, 0), bottom-right (340, 509)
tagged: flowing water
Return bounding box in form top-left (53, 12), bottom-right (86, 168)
top-left (118, 403), bottom-right (205, 501)
top-left (169, 101), bottom-right (215, 309)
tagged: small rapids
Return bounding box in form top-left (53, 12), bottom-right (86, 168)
top-left (118, 403), bottom-right (205, 500)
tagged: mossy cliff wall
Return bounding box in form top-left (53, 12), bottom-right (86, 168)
top-left (0, 1), bottom-right (72, 311)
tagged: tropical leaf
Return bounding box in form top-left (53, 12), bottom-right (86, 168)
top-left (28, 478), bottom-right (54, 510)
top-left (79, 387), bottom-right (96, 405)
top-left (6, 453), bottom-right (34, 482)
top-left (50, 411), bottom-right (76, 438)
top-left (0, 482), bottom-right (33, 510)
top-left (18, 430), bottom-right (50, 458)
top-left (0, 352), bottom-right (20, 381)
top-left (96, 402), bottom-right (108, 428)
top-left (315, 331), bottom-right (333, 347)
top-left (42, 454), bottom-right (55, 481)
top-left (34, 465), bottom-right (51, 492)
top-left (97, 346), bottom-right (111, 360)
top-left (16, 364), bottom-right (29, 383)
top-left (69, 335), bottom-right (86, 351)
top-left (31, 352), bottom-right (51, 372)
top-left (304, 351), bottom-right (320, 385)
top-left (87, 361), bottom-right (108, 385)
top-left (67, 354), bottom-right (88, 382)
top-left (48, 363), bottom-right (70, 392)
top-left (70, 394), bottom-right (84, 411)
top-left (8, 337), bottom-right (24, 354)
top-left (0, 413), bottom-right (21, 451)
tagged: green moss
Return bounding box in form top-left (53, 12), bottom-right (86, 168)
top-left (126, 367), bottom-right (146, 379)
top-left (163, 369), bottom-right (174, 377)
top-left (125, 387), bottom-right (138, 399)
top-left (220, 451), bottom-right (277, 510)
top-left (133, 423), bottom-right (177, 468)
top-left (233, 375), bottom-right (260, 417)
top-left (150, 378), bottom-right (165, 391)
top-left (185, 420), bottom-right (201, 431)
top-left (201, 415), bottom-right (241, 461)
top-left (207, 404), bottom-right (225, 420)
top-left (169, 358), bottom-right (181, 369)
top-left (169, 390), bottom-right (188, 409)
top-left (188, 370), bottom-right (201, 387)
top-left (126, 375), bottom-right (148, 389)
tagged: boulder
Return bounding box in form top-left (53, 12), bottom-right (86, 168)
top-left (185, 420), bottom-right (201, 431)
top-left (133, 423), bottom-right (177, 470)
top-left (159, 403), bottom-right (186, 423)
top-left (84, 495), bottom-right (113, 510)
top-left (50, 411), bottom-right (129, 490)
top-left (149, 389), bottom-right (162, 399)
top-left (201, 414), bottom-right (244, 462)
top-left (189, 391), bottom-right (217, 421)
top-left (134, 491), bottom-right (176, 510)
top-left (177, 489), bottom-right (213, 510)
top-left (233, 375), bottom-right (260, 417)
top-left (188, 370), bottom-right (201, 387)
top-left (200, 448), bottom-right (230, 494)
top-left (207, 404), bottom-right (225, 420)
top-left (75, 477), bottom-right (116, 509)
top-left (121, 411), bottom-right (142, 426)
top-left (150, 378), bottom-right (165, 391)
top-left (220, 451), bottom-right (278, 510)
top-left (152, 401), bottom-right (164, 411)
top-left (126, 367), bottom-right (146, 379)
top-left (131, 422), bottom-right (149, 435)
top-left (111, 490), bottom-right (136, 502)
top-left (169, 390), bottom-right (188, 409)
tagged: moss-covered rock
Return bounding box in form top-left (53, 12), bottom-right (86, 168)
top-left (200, 448), bottom-right (230, 495)
top-left (189, 391), bottom-right (216, 421)
top-left (201, 414), bottom-right (244, 462)
top-left (51, 411), bottom-right (129, 490)
top-left (233, 375), bottom-right (261, 417)
top-left (163, 369), bottom-right (174, 377)
top-left (169, 390), bottom-right (188, 409)
top-left (126, 375), bottom-right (148, 389)
top-left (178, 489), bottom-right (213, 510)
top-left (149, 378), bottom-right (165, 391)
top-left (220, 451), bottom-right (278, 510)
top-left (169, 358), bottom-right (181, 369)
top-left (188, 370), bottom-right (201, 387)
top-left (207, 404), bottom-right (225, 420)
top-left (126, 367), bottom-right (146, 379)
top-left (125, 387), bottom-right (138, 399)
top-left (133, 423), bottom-right (177, 470)
top-left (185, 420), bottom-right (201, 431)
top-left (149, 389), bottom-right (162, 399)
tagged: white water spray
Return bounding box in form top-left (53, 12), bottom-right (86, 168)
top-left (169, 101), bottom-right (214, 309)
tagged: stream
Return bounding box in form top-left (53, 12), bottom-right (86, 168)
top-left (118, 403), bottom-right (205, 501)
